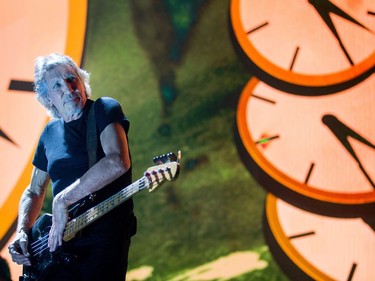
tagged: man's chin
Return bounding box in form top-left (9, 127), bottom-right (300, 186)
top-left (64, 107), bottom-right (83, 120)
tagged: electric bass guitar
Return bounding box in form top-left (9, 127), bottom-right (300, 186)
top-left (20, 151), bottom-right (181, 281)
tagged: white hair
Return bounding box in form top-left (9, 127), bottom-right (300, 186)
top-left (34, 53), bottom-right (91, 117)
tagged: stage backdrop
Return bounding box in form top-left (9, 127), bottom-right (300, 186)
top-left (0, 0), bottom-right (374, 280)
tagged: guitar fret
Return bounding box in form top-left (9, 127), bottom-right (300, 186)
top-left (63, 178), bottom-right (146, 241)
top-left (63, 166), bottom-right (176, 241)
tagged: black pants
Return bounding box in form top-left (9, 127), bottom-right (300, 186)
top-left (46, 213), bottom-right (136, 281)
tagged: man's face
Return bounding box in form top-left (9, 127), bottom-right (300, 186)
top-left (45, 64), bottom-right (87, 122)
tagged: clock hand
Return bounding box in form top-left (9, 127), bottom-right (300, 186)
top-left (322, 114), bottom-right (375, 189)
top-left (309, 0), bottom-right (371, 31)
top-left (308, 0), bottom-right (372, 65)
top-left (362, 214), bottom-right (375, 232)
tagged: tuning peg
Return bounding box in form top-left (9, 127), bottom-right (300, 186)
top-left (167, 152), bottom-right (178, 162)
top-left (153, 152), bottom-right (178, 164)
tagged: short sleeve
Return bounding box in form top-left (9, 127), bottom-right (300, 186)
top-left (94, 97), bottom-right (130, 135)
top-left (32, 127), bottom-right (48, 172)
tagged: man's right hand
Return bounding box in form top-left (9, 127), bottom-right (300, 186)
top-left (8, 229), bottom-right (31, 266)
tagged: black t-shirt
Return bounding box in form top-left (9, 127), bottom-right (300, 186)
top-left (32, 98), bottom-right (135, 278)
top-left (33, 97), bottom-right (132, 205)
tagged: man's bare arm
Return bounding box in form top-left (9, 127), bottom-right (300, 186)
top-left (17, 167), bottom-right (50, 232)
top-left (48, 122), bottom-right (131, 250)
top-left (8, 166), bottom-right (50, 265)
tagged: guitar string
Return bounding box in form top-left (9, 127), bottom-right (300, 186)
top-left (65, 177), bottom-right (147, 235)
top-left (29, 176), bottom-right (146, 251)
top-left (29, 168), bottom-right (172, 256)
top-left (29, 177), bottom-right (149, 256)
top-left (30, 164), bottom-right (169, 251)
top-left (30, 187), bottom-right (137, 256)
top-left (30, 170), bottom-right (171, 256)
top-left (31, 184), bottom-right (138, 249)
top-left (31, 188), bottom-right (137, 257)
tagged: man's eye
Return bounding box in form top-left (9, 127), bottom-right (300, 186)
top-left (53, 83), bottom-right (61, 90)
top-left (67, 76), bottom-right (76, 83)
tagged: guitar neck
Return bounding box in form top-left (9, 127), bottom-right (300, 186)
top-left (63, 176), bottom-right (147, 241)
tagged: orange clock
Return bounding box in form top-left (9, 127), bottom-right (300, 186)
top-left (0, 0), bottom-right (87, 250)
top-left (237, 76), bottom-right (375, 215)
top-left (264, 193), bottom-right (375, 281)
top-left (230, 0), bottom-right (375, 94)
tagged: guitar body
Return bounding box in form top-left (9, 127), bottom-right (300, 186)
top-left (21, 214), bottom-right (77, 281)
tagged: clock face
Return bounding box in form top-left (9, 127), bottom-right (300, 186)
top-left (264, 194), bottom-right (375, 281)
top-left (230, 0), bottom-right (375, 93)
top-left (237, 76), bottom-right (375, 211)
top-left (0, 0), bottom-right (87, 246)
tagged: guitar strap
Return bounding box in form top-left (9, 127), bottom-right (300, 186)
top-left (86, 100), bottom-right (98, 168)
top-left (85, 100), bottom-right (138, 238)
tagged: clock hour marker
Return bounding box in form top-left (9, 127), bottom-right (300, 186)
top-left (347, 263), bottom-right (357, 281)
top-left (0, 128), bottom-right (17, 145)
top-left (256, 135), bottom-right (279, 145)
top-left (304, 163), bottom-right (315, 184)
top-left (289, 46), bottom-right (300, 70)
top-left (246, 22), bottom-right (269, 34)
top-left (252, 94), bottom-right (276, 104)
top-left (368, 11), bottom-right (375, 16)
top-left (288, 231), bottom-right (315, 240)
top-left (8, 79), bottom-right (34, 92)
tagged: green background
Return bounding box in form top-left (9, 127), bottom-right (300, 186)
top-left (42, 0), bottom-right (289, 280)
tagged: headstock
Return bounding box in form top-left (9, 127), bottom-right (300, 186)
top-left (153, 151), bottom-right (178, 164)
top-left (146, 151), bottom-right (181, 192)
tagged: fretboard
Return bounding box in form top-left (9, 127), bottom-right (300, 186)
top-left (63, 176), bottom-right (148, 241)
